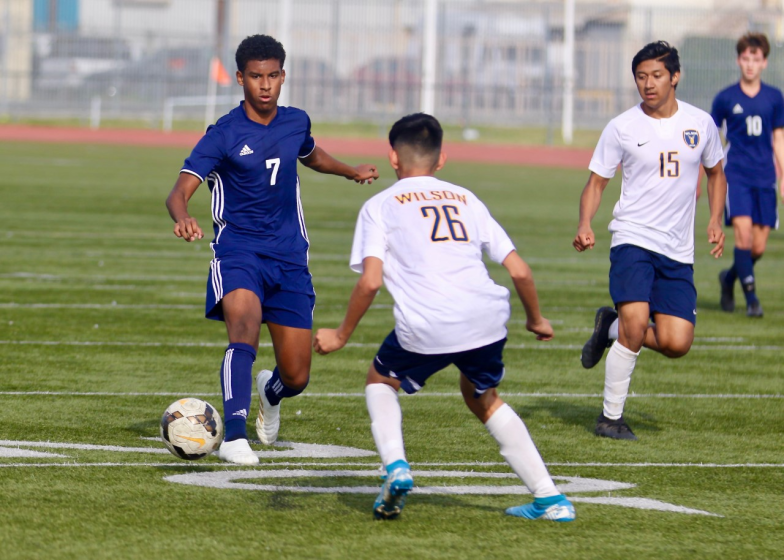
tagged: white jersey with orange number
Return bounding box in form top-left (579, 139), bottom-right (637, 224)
top-left (350, 175), bottom-right (515, 354)
top-left (589, 101), bottom-right (724, 264)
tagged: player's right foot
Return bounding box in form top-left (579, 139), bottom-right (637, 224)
top-left (505, 495), bottom-right (575, 522)
top-left (215, 438), bottom-right (259, 465)
top-left (747, 301), bottom-right (763, 318)
top-left (255, 369), bottom-right (280, 445)
top-left (719, 269), bottom-right (735, 312)
top-left (581, 306), bottom-right (617, 369)
top-left (373, 462), bottom-right (414, 520)
top-left (595, 413), bottom-right (637, 440)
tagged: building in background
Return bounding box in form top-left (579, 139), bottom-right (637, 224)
top-left (3, 0), bottom-right (784, 134)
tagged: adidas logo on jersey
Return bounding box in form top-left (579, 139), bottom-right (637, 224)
top-left (732, 103), bottom-right (744, 115)
top-left (239, 145), bottom-right (254, 156)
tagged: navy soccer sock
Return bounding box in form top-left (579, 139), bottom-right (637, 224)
top-left (734, 248), bottom-right (758, 305)
top-left (220, 343), bottom-right (256, 442)
top-left (724, 264), bottom-right (737, 286)
top-left (264, 366), bottom-right (309, 406)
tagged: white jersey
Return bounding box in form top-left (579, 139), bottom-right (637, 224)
top-left (350, 175), bottom-right (515, 354)
top-left (589, 101), bottom-right (724, 263)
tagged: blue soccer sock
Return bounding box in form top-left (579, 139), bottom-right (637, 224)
top-left (734, 248), bottom-right (758, 305)
top-left (724, 264), bottom-right (737, 286)
top-left (220, 343), bottom-right (256, 442)
top-left (264, 366), bottom-right (309, 406)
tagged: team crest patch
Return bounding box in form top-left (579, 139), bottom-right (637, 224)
top-left (683, 129), bottom-right (700, 149)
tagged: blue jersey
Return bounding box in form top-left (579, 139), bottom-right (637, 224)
top-left (181, 102), bottom-right (316, 265)
top-left (711, 82), bottom-right (784, 188)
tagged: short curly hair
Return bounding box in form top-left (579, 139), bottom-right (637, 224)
top-left (235, 34), bottom-right (286, 72)
top-left (737, 32), bottom-right (770, 59)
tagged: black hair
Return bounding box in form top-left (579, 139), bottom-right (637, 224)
top-left (388, 113), bottom-right (443, 158)
top-left (631, 41), bottom-right (680, 80)
top-left (235, 34), bottom-right (286, 73)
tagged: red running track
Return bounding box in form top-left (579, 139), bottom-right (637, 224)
top-left (0, 124), bottom-right (592, 169)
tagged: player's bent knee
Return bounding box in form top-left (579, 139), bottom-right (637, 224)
top-left (279, 370), bottom-right (310, 391)
top-left (659, 341), bottom-right (691, 359)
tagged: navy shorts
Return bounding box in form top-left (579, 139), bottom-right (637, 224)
top-left (609, 244), bottom-right (697, 325)
top-left (373, 330), bottom-right (506, 397)
top-left (205, 249), bottom-right (315, 329)
top-left (725, 179), bottom-right (779, 229)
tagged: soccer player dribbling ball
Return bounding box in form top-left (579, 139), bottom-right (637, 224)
top-left (165, 35), bottom-right (379, 465)
top-left (712, 32), bottom-right (784, 318)
top-left (573, 41), bottom-right (727, 440)
top-left (314, 113), bottom-right (575, 522)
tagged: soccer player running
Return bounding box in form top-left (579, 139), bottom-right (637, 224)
top-left (165, 35), bottom-right (378, 465)
top-left (712, 33), bottom-right (784, 318)
top-left (313, 113), bottom-right (575, 522)
top-left (574, 41), bottom-right (727, 440)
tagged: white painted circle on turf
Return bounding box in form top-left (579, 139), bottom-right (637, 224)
top-left (163, 469), bottom-right (635, 495)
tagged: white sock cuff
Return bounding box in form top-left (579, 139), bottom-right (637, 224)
top-left (608, 318), bottom-right (619, 340)
top-left (365, 383), bottom-right (398, 399)
top-left (610, 340), bottom-right (640, 358)
top-left (484, 403), bottom-right (517, 436)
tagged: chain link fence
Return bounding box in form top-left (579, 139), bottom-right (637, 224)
top-left (1, 0), bottom-right (783, 134)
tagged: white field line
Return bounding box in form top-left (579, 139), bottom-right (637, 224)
top-left (0, 461), bottom-right (782, 469)
top-left (0, 391), bottom-right (781, 399)
top-left (0, 339), bottom-right (780, 351)
top-left (0, 302), bottom-right (394, 310)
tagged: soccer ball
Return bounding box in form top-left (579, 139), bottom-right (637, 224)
top-left (160, 398), bottom-right (223, 460)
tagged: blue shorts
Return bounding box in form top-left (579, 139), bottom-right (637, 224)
top-left (725, 180), bottom-right (779, 229)
top-left (609, 244), bottom-right (697, 325)
top-left (373, 330), bottom-right (506, 397)
top-left (205, 249), bottom-right (315, 329)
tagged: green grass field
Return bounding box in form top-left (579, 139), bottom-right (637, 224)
top-left (0, 140), bottom-right (782, 559)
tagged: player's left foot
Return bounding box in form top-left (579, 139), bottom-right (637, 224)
top-left (215, 438), bottom-right (259, 465)
top-left (581, 306), bottom-right (617, 369)
top-left (373, 462), bottom-right (414, 520)
top-left (746, 301), bottom-right (763, 318)
top-left (505, 495), bottom-right (575, 522)
top-left (255, 369), bottom-right (280, 445)
top-left (595, 413), bottom-right (638, 440)
top-left (718, 269), bottom-right (735, 312)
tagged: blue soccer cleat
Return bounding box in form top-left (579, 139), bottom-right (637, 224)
top-left (505, 495), bottom-right (576, 522)
top-left (373, 461), bottom-right (414, 520)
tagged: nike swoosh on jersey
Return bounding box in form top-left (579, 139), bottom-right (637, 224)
top-left (637, 141), bottom-right (650, 147)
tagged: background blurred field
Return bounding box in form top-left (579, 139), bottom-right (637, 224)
top-left (0, 139), bottom-right (782, 559)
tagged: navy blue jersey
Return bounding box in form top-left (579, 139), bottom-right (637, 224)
top-left (711, 82), bottom-right (784, 188)
top-left (181, 102), bottom-right (316, 265)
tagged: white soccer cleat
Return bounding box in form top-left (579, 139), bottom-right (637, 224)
top-left (215, 438), bottom-right (259, 465)
top-left (255, 369), bottom-right (280, 445)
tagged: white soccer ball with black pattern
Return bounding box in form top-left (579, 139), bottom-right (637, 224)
top-left (160, 398), bottom-right (223, 460)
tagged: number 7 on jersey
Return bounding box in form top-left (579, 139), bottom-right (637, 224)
top-left (266, 158), bottom-right (280, 185)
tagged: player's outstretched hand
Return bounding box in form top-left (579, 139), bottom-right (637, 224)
top-left (352, 164), bottom-right (379, 184)
top-left (526, 317), bottom-right (554, 341)
top-left (313, 328), bottom-right (347, 355)
top-left (173, 217), bottom-right (203, 242)
top-left (572, 225), bottom-right (595, 252)
top-left (707, 222), bottom-right (725, 258)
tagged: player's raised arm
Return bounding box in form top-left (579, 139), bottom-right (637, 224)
top-left (165, 172), bottom-right (204, 242)
top-left (300, 146), bottom-right (379, 184)
top-left (501, 251), bottom-right (553, 341)
top-left (573, 172), bottom-right (611, 252)
top-left (313, 256), bottom-right (383, 355)
top-left (703, 162), bottom-right (727, 258)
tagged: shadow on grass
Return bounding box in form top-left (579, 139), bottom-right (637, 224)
top-left (338, 492), bottom-right (501, 517)
top-left (508, 399), bottom-right (662, 437)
